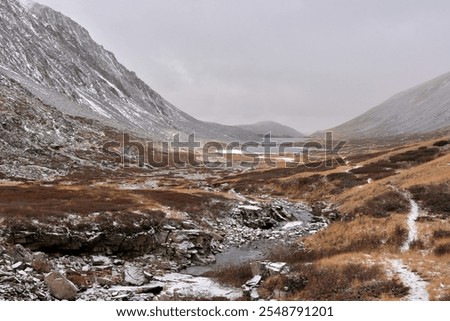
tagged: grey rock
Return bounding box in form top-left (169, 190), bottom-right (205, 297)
top-left (11, 261), bottom-right (23, 270)
top-left (44, 272), bottom-right (78, 300)
top-left (9, 244), bottom-right (33, 263)
top-left (32, 253), bottom-right (53, 273)
top-left (245, 275), bottom-right (262, 287)
top-left (250, 288), bottom-right (260, 301)
top-left (124, 266), bottom-right (146, 286)
top-left (265, 262), bottom-right (290, 275)
top-left (97, 277), bottom-right (114, 287)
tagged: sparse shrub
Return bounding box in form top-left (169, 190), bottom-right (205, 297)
top-left (281, 263), bottom-right (409, 301)
top-left (358, 191), bottom-right (410, 217)
top-left (267, 226), bottom-right (406, 264)
top-left (389, 147), bottom-right (440, 164)
top-left (340, 263), bottom-right (381, 282)
top-left (387, 225), bottom-right (409, 248)
top-left (203, 263), bottom-right (253, 288)
top-left (282, 174), bottom-right (324, 192)
top-left (326, 172), bottom-right (355, 181)
top-left (433, 140), bottom-right (450, 147)
top-left (433, 229), bottom-right (450, 239)
top-left (267, 245), bottom-right (319, 264)
top-left (326, 172), bottom-right (366, 193)
top-left (434, 243), bottom-right (450, 256)
top-left (409, 184), bottom-right (450, 217)
top-left (258, 275), bottom-right (289, 298)
top-left (409, 239), bottom-right (426, 250)
top-left (350, 161), bottom-right (400, 180)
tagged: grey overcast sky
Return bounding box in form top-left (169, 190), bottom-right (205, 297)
top-left (35, 0), bottom-right (450, 133)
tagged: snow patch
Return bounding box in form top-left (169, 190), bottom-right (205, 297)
top-left (155, 273), bottom-right (241, 300)
top-left (238, 205), bottom-right (262, 211)
top-left (282, 221), bottom-right (303, 230)
top-left (389, 259), bottom-right (429, 301)
top-left (401, 199), bottom-right (420, 252)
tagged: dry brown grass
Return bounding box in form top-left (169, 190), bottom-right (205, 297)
top-left (357, 191), bottom-right (410, 217)
top-left (258, 262), bottom-right (408, 301)
top-left (0, 184), bottom-right (137, 218)
top-left (268, 220), bottom-right (407, 267)
top-left (0, 181), bottom-right (234, 223)
top-left (393, 153), bottom-right (450, 189)
top-left (203, 263), bottom-right (253, 288)
top-left (303, 215), bottom-right (407, 254)
top-left (433, 229), bottom-right (450, 239)
top-left (389, 146), bottom-right (441, 164)
top-left (409, 183), bottom-right (450, 217)
top-left (434, 243), bottom-right (450, 256)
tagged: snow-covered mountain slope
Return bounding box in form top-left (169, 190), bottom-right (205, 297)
top-left (237, 121), bottom-right (305, 138)
top-left (0, 0), bottom-right (257, 142)
top-left (329, 72), bottom-right (450, 138)
top-left (0, 73), bottom-right (115, 180)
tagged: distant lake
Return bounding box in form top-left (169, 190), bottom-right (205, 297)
top-left (223, 137), bottom-right (307, 155)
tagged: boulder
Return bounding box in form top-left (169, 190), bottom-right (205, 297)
top-left (124, 266), bottom-right (146, 286)
top-left (8, 244), bottom-right (33, 263)
top-left (266, 262), bottom-right (290, 275)
top-left (245, 275), bottom-right (262, 287)
top-left (44, 272), bottom-right (78, 300)
top-left (32, 252), bottom-right (53, 273)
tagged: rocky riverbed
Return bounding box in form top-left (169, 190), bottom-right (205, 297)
top-left (0, 198), bottom-right (329, 301)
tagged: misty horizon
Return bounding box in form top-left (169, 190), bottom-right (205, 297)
top-left (33, 0), bottom-right (450, 133)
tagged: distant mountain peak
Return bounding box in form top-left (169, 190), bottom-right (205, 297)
top-left (0, 0), bottom-right (258, 142)
top-left (328, 71), bottom-right (450, 138)
top-left (237, 121), bottom-right (305, 138)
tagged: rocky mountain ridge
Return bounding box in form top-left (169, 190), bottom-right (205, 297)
top-left (237, 121), bottom-right (305, 138)
top-left (329, 71), bottom-right (450, 138)
top-left (0, 0), bottom-right (257, 142)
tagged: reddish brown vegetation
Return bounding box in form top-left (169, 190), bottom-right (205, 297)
top-left (434, 243), bottom-right (450, 256)
top-left (259, 263), bottom-right (409, 301)
top-left (268, 225), bottom-right (407, 264)
top-left (203, 263), bottom-right (253, 288)
top-left (409, 183), bottom-right (450, 217)
top-left (357, 191), bottom-right (410, 217)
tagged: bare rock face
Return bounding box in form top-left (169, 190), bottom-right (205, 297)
top-left (8, 224), bottom-right (160, 256)
top-left (44, 272), bottom-right (78, 300)
top-left (161, 227), bottom-right (216, 266)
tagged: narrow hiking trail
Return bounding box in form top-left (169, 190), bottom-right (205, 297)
top-left (388, 193), bottom-right (429, 301)
top-left (389, 259), bottom-right (429, 301)
top-left (401, 198), bottom-right (420, 252)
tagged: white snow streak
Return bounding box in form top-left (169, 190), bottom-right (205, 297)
top-left (401, 199), bottom-right (420, 252)
top-left (389, 259), bottom-right (429, 301)
top-left (154, 273), bottom-right (242, 300)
